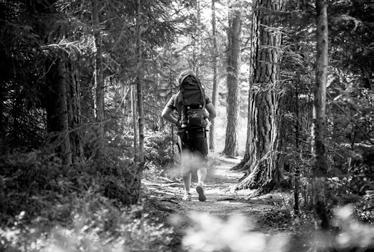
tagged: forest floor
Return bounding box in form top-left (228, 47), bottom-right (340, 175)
top-left (142, 155), bottom-right (296, 251)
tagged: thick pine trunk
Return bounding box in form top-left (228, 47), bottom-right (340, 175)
top-left (92, 0), bottom-right (105, 163)
top-left (209, 0), bottom-right (218, 151)
top-left (45, 57), bottom-right (72, 165)
top-left (223, 8), bottom-right (241, 157)
top-left (312, 0), bottom-right (329, 230)
top-left (233, 0), bottom-right (283, 194)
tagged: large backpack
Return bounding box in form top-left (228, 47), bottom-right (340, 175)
top-left (178, 75), bottom-right (208, 129)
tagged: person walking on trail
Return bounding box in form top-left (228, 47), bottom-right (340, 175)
top-left (162, 70), bottom-right (216, 202)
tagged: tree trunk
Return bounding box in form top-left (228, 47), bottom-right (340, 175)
top-left (66, 57), bottom-right (83, 163)
top-left (190, 0), bottom-right (202, 76)
top-left (223, 7), bottom-right (241, 157)
top-left (92, 0), bottom-right (105, 163)
top-left (81, 64), bottom-right (95, 124)
top-left (196, 0), bottom-right (202, 77)
top-left (209, 0), bottom-right (218, 151)
top-left (45, 57), bottom-right (72, 165)
top-left (294, 75), bottom-right (301, 215)
top-left (136, 0), bottom-right (145, 163)
top-left (312, 0), bottom-right (329, 230)
top-left (131, 84), bottom-right (139, 162)
top-left (233, 0), bottom-right (283, 195)
top-left (0, 80), bottom-right (4, 155)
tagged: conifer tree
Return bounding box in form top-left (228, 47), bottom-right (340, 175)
top-left (312, 0), bottom-right (330, 230)
top-left (223, 3), bottom-right (241, 157)
top-left (233, 0), bottom-right (284, 194)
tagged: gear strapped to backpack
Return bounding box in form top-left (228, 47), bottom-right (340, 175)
top-left (178, 75), bottom-right (208, 130)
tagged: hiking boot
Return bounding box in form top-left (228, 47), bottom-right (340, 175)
top-left (196, 185), bottom-right (206, 202)
top-left (182, 193), bottom-right (192, 201)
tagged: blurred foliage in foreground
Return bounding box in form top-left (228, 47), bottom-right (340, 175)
top-left (172, 205), bottom-right (374, 252)
top-left (0, 193), bottom-right (175, 252)
top-left (0, 130), bottom-right (177, 251)
top-left (1, 204), bottom-right (374, 252)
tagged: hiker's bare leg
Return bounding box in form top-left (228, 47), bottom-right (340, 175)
top-left (183, 172), bottom-right (192, 193)
top-left (197, 167), bottom-right (207, 186)
top-left (196, 167), bottom-right (207, 201)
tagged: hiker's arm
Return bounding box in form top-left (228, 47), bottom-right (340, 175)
top-left (161, 107), bottom-right (179, 125)
top-left (206, 103), bottom-right (216, 121)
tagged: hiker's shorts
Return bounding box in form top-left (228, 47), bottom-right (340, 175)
top-left (177, 129), bottom-right (208, 159)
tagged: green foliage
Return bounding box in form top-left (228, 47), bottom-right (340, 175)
top-left (0, 151), bottom-right (76, 224)
top-left (258, 209), bottom-right (293, 231)
top-left (0, 148), bottom-right (141, 225)
top-left (1, 0), bottom-right (373, 250)
top-left (0, 192), bottom-right (174, 252)
top-left (145, 130), bottom-right (174, 167)
top-left (276, 0), bottom-right (374, 221)
top-left (355, 197), bottom-right (374, 224)
top-left (171, 205), bottom-right (374, 252)
top-left (347, 159), bottom-right (374, 195)
top-left (333, 205), bottom-right (374, 250)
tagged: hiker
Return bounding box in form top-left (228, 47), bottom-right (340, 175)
top-left (161, 70), bottom-right (216, 201)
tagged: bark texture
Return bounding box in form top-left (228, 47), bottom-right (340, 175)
top-left (293, 76), bottom-right (301, 215)
top-left (223, 8), bottom-right (241, 157)
top-left (66, 58), bottom-right (83, 163)
top-left (312, 0), bottom-right (329, 230)
top-left (92, 0), bottom-right (105, 163)
top-left (209, 0), bottom-right (218, 151)
top-left (45, 57), bottom-right (72, 165)
top-left (80, 65), bottom-right (95, 123)
top-left (195, 0), bottom-right (202, 77)
top-left (0, 78), bottom-right (4, 154)
top-left (233, 0), bottom-right (283, 194)
top-left (132, 84), bottom-right (139, 161)
top-left (136, 0), bottom-right (145, 163)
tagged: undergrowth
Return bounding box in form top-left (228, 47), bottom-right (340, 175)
top-left (0, 192), bottom-right (175, 251)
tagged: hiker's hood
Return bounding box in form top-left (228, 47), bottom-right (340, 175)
top-left (178, 70), bottom-right (196, 85)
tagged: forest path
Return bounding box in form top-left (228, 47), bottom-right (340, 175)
top-left (143, 155), bottom-right (289, 233)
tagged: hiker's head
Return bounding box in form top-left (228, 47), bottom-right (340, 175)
top-left (178, 70), bottom-right (196, 86)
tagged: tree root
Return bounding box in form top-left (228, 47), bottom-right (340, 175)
top-left (230, 154), bottom-right (252, 171)
top-left (233, 159), bottom-right (276, 197)
top-left (231, 158), bottom-right (246, 171)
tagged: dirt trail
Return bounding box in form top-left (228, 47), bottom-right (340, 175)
top-left (143, 155), bottom-right (287, 231)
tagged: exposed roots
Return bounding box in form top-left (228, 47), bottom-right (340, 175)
top-left (230, 158), bottom-right (246, 171)
top-left (234, 164), bottom-right (262, 190)
top-left (233, 160), bottom-right (276, 197)
top-left (230, 154), bottom-right (252, 171)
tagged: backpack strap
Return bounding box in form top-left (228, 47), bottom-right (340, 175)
top-left (175, 91), bottom-right (183, 106)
